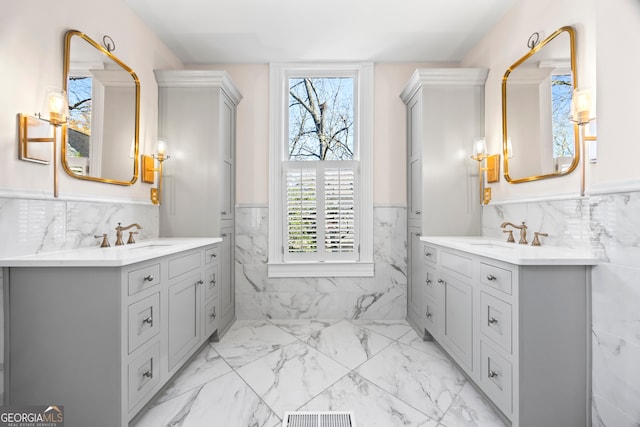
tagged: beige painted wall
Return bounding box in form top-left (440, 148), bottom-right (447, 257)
top-left (461, 0), bottom-right (597, 201)
top-left (592, 0), bottom-right (640, 187)
top-left (1, 0), bottom-right (182, 201)
top-left (200, 62), bottom-right (450, 205)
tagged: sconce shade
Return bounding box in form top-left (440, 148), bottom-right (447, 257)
top-left (156, 139), bottom-right (169, 161)
top-left (45, 89), bottom-right (69, 126)
top-left (471, 137), bottom-right (487, 161)
top-left (570, 88), bottom-right (593, 125)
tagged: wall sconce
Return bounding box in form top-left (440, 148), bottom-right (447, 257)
top-left (570, 88), bottom-right (595, 196)
top-left (141, 139), bottom-right (170, 205)
top-left (18, 89), bottom-right (69, 197)
top-left (470, 137), bottom-right (500, 205)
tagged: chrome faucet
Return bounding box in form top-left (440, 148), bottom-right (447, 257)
top-left (500, 221), bottom-right (528, 245)
top-left (115, 223), bottom-right (142, 245)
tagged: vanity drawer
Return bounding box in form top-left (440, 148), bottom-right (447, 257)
top-left (128, 341), bottom-right (160, 411)
top-left (204, 265), bottom-right (218, 301)
top-left (441, 250), bottom-right (473, 278)
top-left (168, 251), bottom-right (201, 279)
top-left (480, 262), bottom-right (513, 295)
top-left (128, 263), bottom-right (161, 295)
top-left (204, 298), bottom-right (219, 338)
top-left (423, 244), bottom-right (437, 265)
top-left (480, 291), bottom-right (512, 354)
top-left (424, 295), bottom-right (438, 336)
top-left (205, 245), bottom-right (219, 265)
top-left (480, 341), bottom-right (512, 416)
top-left (128, 292), bottom-right (160, 354)
top-left (423, 266), bottom-right (437, 299)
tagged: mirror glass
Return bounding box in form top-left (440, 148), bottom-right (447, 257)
top-left (62, 30), bottom-right (139, 185)
top-left (502, 26), bottom-right (578, 183)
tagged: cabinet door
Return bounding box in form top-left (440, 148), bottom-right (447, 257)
top-left (407, 229), bottom-right (423, 326)
top-left (439, 273), bottom-right (473, 371)
top-left (168, 273), bottom-right (202, 370)
top-left (407, 96), bottom-right (422, 225)
top-left (221, 94), bottom-right (235, 221)
top-left (219, 228), bottom-right (235, 328)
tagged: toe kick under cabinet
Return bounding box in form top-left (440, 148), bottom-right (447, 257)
top-left (2, 240), bottom-right (221, 427)
top-left (417, 239), bottom-right (596, 427)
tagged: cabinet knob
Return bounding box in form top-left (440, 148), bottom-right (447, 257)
top-left (143, 275), bottom-right (154, 282)
top-left (142, 316), bottom-right (153, 326)
top-left (221, 211), bottom-right (228, 215)
top-left (221, 233), bottom-right (228, 237)
top-left (425, 252), bottom-right (432, 257)
top-left (210, 308), bottom-right (217, 319)
top-left (437, 279), bottom-right (445, 284)
top-left (415, 211), bottom-right (421, 215)
top-left (426, 311), bottom-right (432, 319)
top-left (143, 369), bottom-right (153, 379)
top-left (488, 316), bottom-right (498, 324)
top-left (210, 278), bottom-right (216, 286)
top-left (488, 370), bottom-right (499, 379)
top-left (196, 279), bottom-right (204, 286)
top-left (210, 253), bottom-right (217, 258)
top-left (486, 274), bottom-right (497, 281)
top-left (426, 279), bottom-right (432, 285)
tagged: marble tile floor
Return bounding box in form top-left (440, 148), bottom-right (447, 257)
top-left (132, 319), bottom-right (507, 427)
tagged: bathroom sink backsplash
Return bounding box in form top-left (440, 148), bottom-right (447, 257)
top-left (0, 197), bottom-right (159, 258)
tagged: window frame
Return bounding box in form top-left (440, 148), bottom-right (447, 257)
top-left (268, 62), bottom-right (374, 278)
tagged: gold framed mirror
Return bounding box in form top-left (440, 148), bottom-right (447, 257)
top-left (62, 30), bottom-right (139, 185)
top-left (502, 26), bottom-right (579, 183)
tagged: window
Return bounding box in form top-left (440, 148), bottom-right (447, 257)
top-left (269, 63), bottom-right (373, 277)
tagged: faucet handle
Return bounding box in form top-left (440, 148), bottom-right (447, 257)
top-left (531, 232), bottom-right (548, 246)
top-left (127, 231), bottom-right (138, 245)
top-left (94, 234), bottom-right (110, 248)
top-left (503, 229), bottom-right (515, 243)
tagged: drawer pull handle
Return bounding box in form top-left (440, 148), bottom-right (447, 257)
top-left (426, 311), bottom-right (432, 319)
top-left (210, 308), bottom-right (217, 319)
top-left (222, 233), bottom-right (228, 237)
top-left (488, 316), bottom-right (498, 324)
top-left (143, 275), bottom-right (154, 282)
top-left (210, 279), bottom-right (216, 286)
top-left (437, 279), bottom-right (445, 284)
top-left (210, 253), bottom-right (217, 258)
top-left (425, 252), bottom-right (432, 257)
top-left (196, 280), bottom-right (204, 286)
top-left (143, 369), bottom-right (153, 379)
top-left (426, 279), bottom-right (432, 285)
top-left (486, 274), bottom-right (497, 281)
top-left (415, 211), bottom-right (421, 215)
top-left (221, 211), bottom-right (228, 215)
top-left (142, 316), bottom-right (153, 326)
top-left (488, 369), bottom-right (499, 379)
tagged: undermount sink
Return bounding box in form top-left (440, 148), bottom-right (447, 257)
top-left (124, 244), bottom-right (174, 250)
top-left (466, 241), bottom-right (515, 249)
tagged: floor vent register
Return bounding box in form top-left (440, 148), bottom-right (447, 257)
top-left (282, 411), bottom-right (356, 427)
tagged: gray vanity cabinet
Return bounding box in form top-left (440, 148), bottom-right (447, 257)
top-left (418, 240), bottom-right (592, 427)
top-left (3, 242), bottom-right (220, 427)
top-left (156, 70), bottom-right (241, 337)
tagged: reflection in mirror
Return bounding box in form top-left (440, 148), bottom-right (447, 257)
top-left (502, 26), bottom-right (578, 183)
top-left (62, 30), bottom-right (139, 185)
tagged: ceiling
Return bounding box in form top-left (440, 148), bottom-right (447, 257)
top-left (124, 0), bottom-right (515, 64)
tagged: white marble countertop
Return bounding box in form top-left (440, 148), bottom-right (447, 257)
top-left (0, 237), bottom-right (222, 267)
top-left (420, 236), bottom-right (599, 266)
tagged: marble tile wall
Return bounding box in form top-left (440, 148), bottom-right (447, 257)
top-left (483, 192), bottom-right (640, 427)
top-left (235, 205), bottom-right (407, 320)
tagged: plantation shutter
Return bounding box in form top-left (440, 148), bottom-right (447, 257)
top-left (284, 161), bottom-right (358, 262)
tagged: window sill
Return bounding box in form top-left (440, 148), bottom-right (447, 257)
top-left (267, 261), bottom-right (374, 278)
